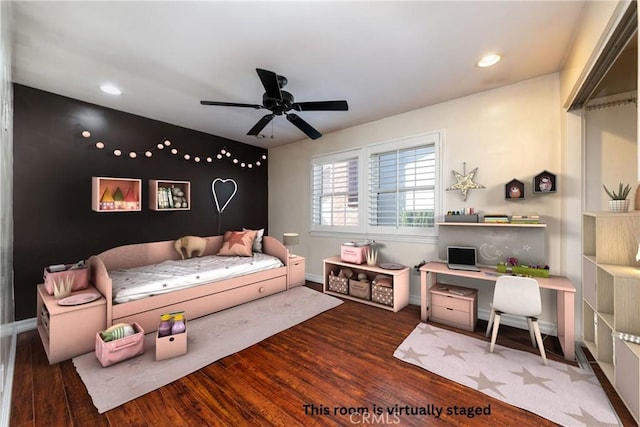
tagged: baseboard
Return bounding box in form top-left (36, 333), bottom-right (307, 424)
top-left (14, 318), bottom-right (36, 334)
top-left (306, 273), bottom-right (558, 336)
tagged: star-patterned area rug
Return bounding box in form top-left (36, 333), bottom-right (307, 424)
top-left (394, 324), bottom-right (621, 426)
top-left (73, 286), bottom-right (342, 413)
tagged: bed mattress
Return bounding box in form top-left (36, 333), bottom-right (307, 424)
top-left (110, 252), bottom-right (284, 304)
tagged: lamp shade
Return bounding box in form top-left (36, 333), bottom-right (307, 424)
top-left (283, 233), bottom-right (299, 246)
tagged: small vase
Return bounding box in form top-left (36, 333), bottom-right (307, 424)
top-left (609, 199), bottom-right (630, 213)
top-left (53, 276), bottom-right (74, 299)
top-left (366, 249), bottom-right (378, 266)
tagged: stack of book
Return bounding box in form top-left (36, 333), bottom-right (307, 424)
top-left (510, 213), bottom-right (540, 224)
top-left (483, 214), bottom-right (509, 223)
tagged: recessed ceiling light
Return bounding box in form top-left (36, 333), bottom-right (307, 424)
top-left (100, 84), bottom-right (122, 95)
top-left (477, 53), bottom-right (502, 68)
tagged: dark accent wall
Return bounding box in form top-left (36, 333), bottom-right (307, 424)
top-left (13, 84), bottom-right (269, 320)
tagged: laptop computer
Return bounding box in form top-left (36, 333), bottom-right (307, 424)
top-left (447, 246), bottom-right (481, 272)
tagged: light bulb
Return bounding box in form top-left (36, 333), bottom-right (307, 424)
top-left (145, 151), bottom-right (152, 157)
top-left (477, 53), bottom-right (501, 68)
top-left (113, 149), bottom-right (122, 156)
top-left (82, 130), bottom-right (91, 138)
top-left (100, 84), bottom-right (122, 95)
top-left (129, 152), bottom-right (137, 158)
top-left (171, 148), bottom-right (178, 154)
top-left (157, 143), bottom-right (164, 149)
top-left (95, 142), bottom-right (105, 149)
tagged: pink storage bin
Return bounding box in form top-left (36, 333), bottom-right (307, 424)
top-left (156, 319), bottom-right (188, 361)
top-left (95, 322), bottom-right (145, 367)
top-left (43, 265), bottom-right (89, 295)
top-left (340, 245), bottom-right (369, 264)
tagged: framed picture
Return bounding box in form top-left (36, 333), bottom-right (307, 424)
top-left (505, 179), bottom-right (525, 200)
top-left (533, 170), bottom-right (556, 194)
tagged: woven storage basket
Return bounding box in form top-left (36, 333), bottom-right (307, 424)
top-left (328, 273), bottom-right (349, 294)
top-left (349, 279), bottom-right (371, 300)
top-left (372, 283), bottom-right (393, 306)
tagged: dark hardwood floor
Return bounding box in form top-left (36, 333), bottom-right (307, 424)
top-left (9, 283), bottom-right (636, 426)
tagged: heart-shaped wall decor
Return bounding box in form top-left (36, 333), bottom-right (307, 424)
top-left (211, 178), bottom-right (238, 213)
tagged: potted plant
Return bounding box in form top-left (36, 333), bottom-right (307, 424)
top-left (603, 183), bottom-right (631, 212)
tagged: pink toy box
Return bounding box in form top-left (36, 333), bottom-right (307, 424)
top-left (95, 322), bottom-right (145, 367)
top-left (340, 245), bottom-right (369, 264)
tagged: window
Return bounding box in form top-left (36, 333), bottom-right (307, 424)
top-left (311, 132), bottom-right (440, 237)
top-left (368, 145), bottom-right (436, 231)
top-left (311, 152), bottom-right (360, 230)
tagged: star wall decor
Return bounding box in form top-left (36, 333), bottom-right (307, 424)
top-left (446, 162), bottom-right (485, 201)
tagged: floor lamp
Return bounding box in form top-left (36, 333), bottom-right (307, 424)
top-left (283, 233), bottom-right (299, 258)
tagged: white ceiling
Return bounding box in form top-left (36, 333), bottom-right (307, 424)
top-left (11, 1), bottom-right (586, 148)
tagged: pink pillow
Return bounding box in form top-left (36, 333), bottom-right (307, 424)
top-left (217, 230), bottom-right (257, 256)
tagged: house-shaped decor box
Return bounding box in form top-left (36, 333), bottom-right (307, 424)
top-left (505, 179), bottom-right (525, 200)
top-left (533, 170), bottom-right (556, 194)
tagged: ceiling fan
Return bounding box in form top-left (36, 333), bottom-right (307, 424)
top-left (200, 68), bottom-right (349, 140)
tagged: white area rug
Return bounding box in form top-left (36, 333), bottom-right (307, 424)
top-left (394, 324), bottom-right (620, 426)
top-left (73, 286), bottom-right (342, 413)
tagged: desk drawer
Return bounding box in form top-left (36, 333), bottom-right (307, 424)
top-left (431, 305), bottom-right (474, 330)
top-left (431, 293), bottom-right (472, 312)
top-left (430, 286), bottom-right (477, 332)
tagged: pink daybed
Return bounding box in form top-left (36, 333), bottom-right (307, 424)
top-left (88, 235), bottom-right (290, 333)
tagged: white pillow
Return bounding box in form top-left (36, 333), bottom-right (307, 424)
top-left (243, 228), bottom-right (264, 252)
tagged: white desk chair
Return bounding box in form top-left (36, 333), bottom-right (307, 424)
top-left (485, 276), bottom-right (547, 365)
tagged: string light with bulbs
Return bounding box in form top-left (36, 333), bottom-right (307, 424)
top-left (81, 130), bottom-right (267, 168)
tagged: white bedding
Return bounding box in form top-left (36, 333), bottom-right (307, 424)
top-left (110, 252), bottom-right (284, 304)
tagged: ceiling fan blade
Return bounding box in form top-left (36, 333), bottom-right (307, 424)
top-left (286, 113), bottom-right (322, 140)
top-left (200, 100), bottom-right (263, 109)
top-left (247, 114), bottom-right (275, 136)
top-left (256, 68), bottom-right (282, 100)
top-left (292, 100), bottom-right (349, 111)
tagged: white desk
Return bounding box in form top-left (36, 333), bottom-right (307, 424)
top-left (419, 261), bottom-right (576, 361)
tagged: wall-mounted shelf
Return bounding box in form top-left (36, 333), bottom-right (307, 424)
top-left (149, 180), bottom-right (190, 211)
top-left (92, 177), bottom-right (141, 212)
top-left (437, 222), bottom-right (546, 228)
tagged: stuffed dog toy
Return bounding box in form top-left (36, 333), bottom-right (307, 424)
top-left (174, 236), bottom-right (207, 259)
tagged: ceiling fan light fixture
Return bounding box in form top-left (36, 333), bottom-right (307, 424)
top-left (477, 53), bottom-right (502, 68)
top-left (200, 68), bottom-right (348, 140)
top-left (100, 83), bottom-right (122, 95)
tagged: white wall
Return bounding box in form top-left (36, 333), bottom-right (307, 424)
top-left (269, 73), bottom-right (563, 328)
top-left (584, 94), bottom-right (637, 211)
